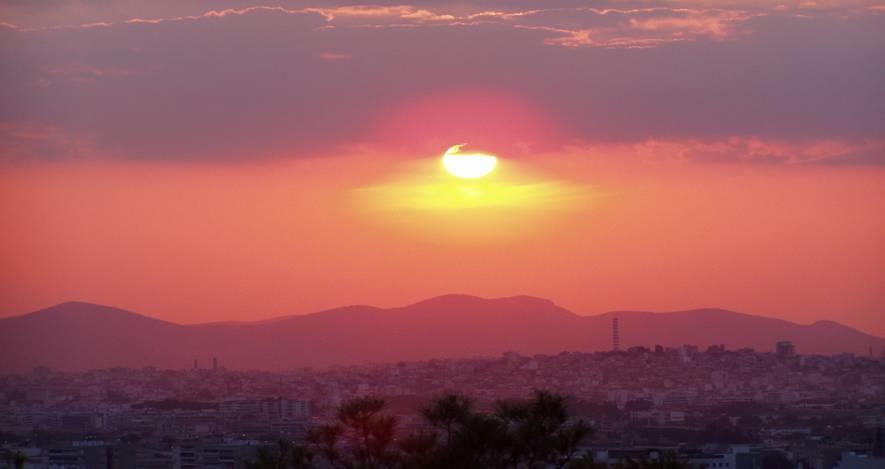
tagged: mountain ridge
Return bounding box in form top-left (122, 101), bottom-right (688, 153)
top-left (1, 295), bottom-right (882, 372)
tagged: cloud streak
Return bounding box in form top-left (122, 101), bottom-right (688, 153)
top-left (569, 137), bottom-right (885, 165)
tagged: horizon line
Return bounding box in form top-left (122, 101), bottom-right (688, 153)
top-left (3, 294), bottom-right (882, 339)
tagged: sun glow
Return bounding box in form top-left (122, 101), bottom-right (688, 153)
top-left (357, 154), bottom-right (590, 212)
top-left (354, 146), bottom-right (594, 242)
top-left (442, 144), bottom-right (497, 179)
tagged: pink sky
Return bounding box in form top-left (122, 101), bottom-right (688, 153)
top-left (0, 1), bottom-right (883, 335)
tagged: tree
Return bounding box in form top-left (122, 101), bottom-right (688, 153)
top-left (406, 390), bottom-right (592, 469)
top-left (420, 393), bottom-right (472, 446)
top-left (245, 439), bottom-right (314, 469)
top-left (496, 390), bottom-right (592, 469)
top-left (249, 390), bottom-right (595, 469)
top-left (309, 396), bottom-right (399, 469)
top-left (7, 451), bottom-right (33, 469)
top-left (397, 429), bottom-right (438, 468)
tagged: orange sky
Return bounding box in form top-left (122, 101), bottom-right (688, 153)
top-left (2, 150), bottom-right (883, 336)
top-left (1, 1), bottom-right (884, 337)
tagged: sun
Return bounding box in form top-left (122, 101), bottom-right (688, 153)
top-left (442, 144), bottom-right (497, 179)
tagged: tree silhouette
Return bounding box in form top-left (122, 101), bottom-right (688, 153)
top-left (309, 396), bottom-right (399, 469)
top-left (9, 451), bottom-right (29, 469)
top-left (405, 390), bottom-right (591, 469)
top-left (420, 392), bottom-right (472, 446)
top-left (247, 390), bottom-right (694, 469)
top-left (245, 439), bottom-right (313, 469)
top-left (495, 390), bottom-right (592, 469)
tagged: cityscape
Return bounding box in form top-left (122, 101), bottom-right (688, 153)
top-left (2, 338), bottom-right (884, 468)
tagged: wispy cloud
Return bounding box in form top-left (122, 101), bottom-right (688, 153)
top-left (3, 2), bottom-right (876, 49)
top-left (0, 122), bottom-right (99, 162)
top-left (318, 52), bottom-right (352, 61)
top-left (572, 138), bottom-right (885, 165)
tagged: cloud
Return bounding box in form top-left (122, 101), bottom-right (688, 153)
top-left (579, 137), bottom-right (885, 165)
top-left (0, 122), bottom-right (99, 162)
top-left (318, 52), bottom-right (352, 61)
top-left (0, 1), bottom-right (882, 163)
top-left (5, 2), bottom-right (879, 45)
top-left (305, 5), bottom-right (456, 23)
top-left (0, 4), bottom-right (460, 32)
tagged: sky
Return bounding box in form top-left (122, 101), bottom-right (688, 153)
top-left (0, 1), bottom-right (884, 336)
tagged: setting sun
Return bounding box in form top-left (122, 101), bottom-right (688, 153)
top-left (1, 1), bottom-right (883, 462)
top-left (442, 144), bottom-right (498, 179)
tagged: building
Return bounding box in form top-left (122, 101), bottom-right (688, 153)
top-left (177, 442), bottom-right (260, 469)
top-left (873, 427), bottom-right (884, 457)
top-left (220, 399), bottom-right (310, 421)
top-left (833, 452), bottom-right (885, 469)
top-left (612, 317), bottom-right (620, 352)
top-left (776, 341), bottom-right (795, 357)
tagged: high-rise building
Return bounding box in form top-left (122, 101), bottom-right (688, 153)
top-left (213, 357), bottom-right (218, 370)
top-left (873, 426), bottom-right (885, 457)
top-left (193, 359), bottom-right (199, 370)
top-left (612, 317), bottom-right (620, 352)
top-left (776, 341), bottom-right (795, 357)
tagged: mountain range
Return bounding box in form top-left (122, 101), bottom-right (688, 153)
top-left (0, 295), bottom-right (882, 372)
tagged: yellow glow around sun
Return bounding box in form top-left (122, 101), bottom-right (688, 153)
top-left (357, 149), bottom-right (590, 212)
top-left (354, 146), bottom-right (594, 242)
top-left (442, 144), bottom-right (497, 179)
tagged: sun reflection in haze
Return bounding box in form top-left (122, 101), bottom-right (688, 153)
top-left (354, 147), bottom-right (594, 242)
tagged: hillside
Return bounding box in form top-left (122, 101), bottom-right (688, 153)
top-left (0, 295), bottom-right (882, 371)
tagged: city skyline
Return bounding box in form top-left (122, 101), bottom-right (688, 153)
top-left (3, 344), bottom-right (883, 468)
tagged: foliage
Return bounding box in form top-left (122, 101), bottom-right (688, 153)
top-left (5, 450), bottom-right (30, 469)
top-left (247, 390), bottom-right (693, 469)
top-left (245, 439), bottom-right (313, 469)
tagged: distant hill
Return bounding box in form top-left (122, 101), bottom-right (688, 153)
top-left (0, 295), bottom-right (882, 372)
